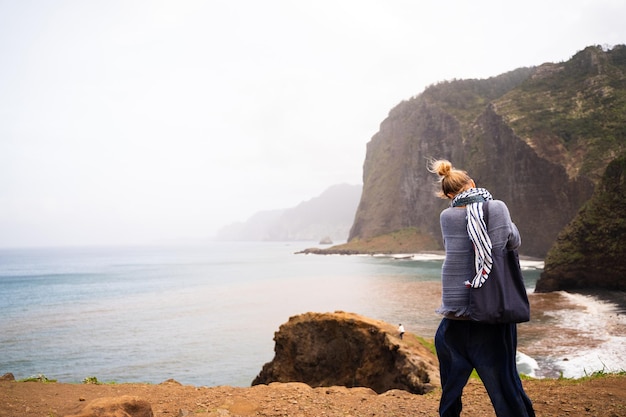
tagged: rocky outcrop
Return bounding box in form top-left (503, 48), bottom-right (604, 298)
top-left (349, 45), bottom-right (626, 258)
top-left (252, 311), bottom-right (439, 394)
top-left (535, 154), bottom-right (626, 292)
top-left (65, 395), bottom-right (153, 417)
top-left (297, 227), bottom-right (440, 255)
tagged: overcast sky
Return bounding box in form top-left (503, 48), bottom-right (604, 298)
top-left (1, 0), bottom-right (625, 248)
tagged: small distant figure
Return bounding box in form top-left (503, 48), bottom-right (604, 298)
top-left (398, 323), bottom-right (405, 340)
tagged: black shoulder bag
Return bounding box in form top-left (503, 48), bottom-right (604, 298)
top-left (468, 202), bottom-right (531, 323)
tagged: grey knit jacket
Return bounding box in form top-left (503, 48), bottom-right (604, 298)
top-left (436, 200), bottom-right (521, 318)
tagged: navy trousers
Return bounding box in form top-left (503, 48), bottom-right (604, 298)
top-left (435, 318), bottom-right (535, 417)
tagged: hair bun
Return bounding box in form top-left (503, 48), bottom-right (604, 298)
top-left (430, 159), bottom-right (452, 177)
top-left (428, 158), bottom-right (471, 199)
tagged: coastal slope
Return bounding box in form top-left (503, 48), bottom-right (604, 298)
top-left (2, 375), bottom-right (626, 417)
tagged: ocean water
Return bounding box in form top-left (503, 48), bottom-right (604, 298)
top-left (1, 242), bottom-right (624, 386)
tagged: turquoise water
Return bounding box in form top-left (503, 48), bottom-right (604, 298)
top-left (0, 242), bottom-right (623, 385)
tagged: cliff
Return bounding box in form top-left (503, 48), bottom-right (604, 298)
top-left (349, 45), bottom-right (626, 258)
top-left (252, 311), bottom-right (439, 394)
top-left (535, 154), bottom-right (626, 291)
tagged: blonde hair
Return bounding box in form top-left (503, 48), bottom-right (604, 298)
top-left (428, 159), bottom-right (472, 199)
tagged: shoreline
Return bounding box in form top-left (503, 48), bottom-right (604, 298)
top-left (3, 243), bottom-right (624, 391)
top-left (298, 246), bottom-right (545, 262)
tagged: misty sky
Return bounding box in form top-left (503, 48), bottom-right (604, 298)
top-left (1, 0), bottom-right (625, 248)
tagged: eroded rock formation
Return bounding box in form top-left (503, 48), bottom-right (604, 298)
top-left (252, 311), bottom-right (439, 394)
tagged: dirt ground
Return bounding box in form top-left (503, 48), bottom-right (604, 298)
top-left (1, 375), bottom-right (626, 417)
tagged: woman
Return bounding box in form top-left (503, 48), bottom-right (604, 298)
top-left (429, 159), bottom-right (535, 417)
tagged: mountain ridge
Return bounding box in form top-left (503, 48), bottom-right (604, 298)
top-left (216, 183), bottom-right (361, 242)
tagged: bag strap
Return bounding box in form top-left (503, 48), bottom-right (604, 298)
top-left (483, 201), bottom-right (490, 228)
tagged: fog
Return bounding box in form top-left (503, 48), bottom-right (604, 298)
top-left (1, 0), bottom-right (624, 248)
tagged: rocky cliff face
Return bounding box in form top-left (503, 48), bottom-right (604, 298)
top-left (349, 45), bottom-right (626, 258)
top-left (252, 311), bottom-right (439, 394)
top-left (535, 154), bottom-right (626, 291)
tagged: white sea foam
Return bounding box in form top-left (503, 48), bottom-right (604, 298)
top-left (519, 259), bottom-right (544, 270)
top-left (516, 351), bottom-right (539, 377)
top-left (370, 253), bottom-right (446, 261)
top-left (372, 253), bottom-right (412, 259)
top-left (410, 253), bottom-right (446, 261)
top-left (540, 292), bottom-right (626, 378)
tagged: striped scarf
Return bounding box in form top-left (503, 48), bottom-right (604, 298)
top-left (451, 188), bottom-right (493, 288)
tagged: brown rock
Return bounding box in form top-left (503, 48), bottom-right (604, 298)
top-left (0, 373), bottom-right (15, 381)
top-left (252, 311), bottom-right (439, 394)
top-left (65, 395), bottom-right (153, 417)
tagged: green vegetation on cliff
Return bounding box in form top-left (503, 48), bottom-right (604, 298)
top-left (497, 45), bottom-right (626, 180)
top-left (350, 44), bottom-right (626, 263)
top-left (421, 67), bottom-right (535, 126)
top-left (536, 154), bottom-right (626, 291)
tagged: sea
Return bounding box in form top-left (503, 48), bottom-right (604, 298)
top-left (1, 241), bottom-right (625, 387)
